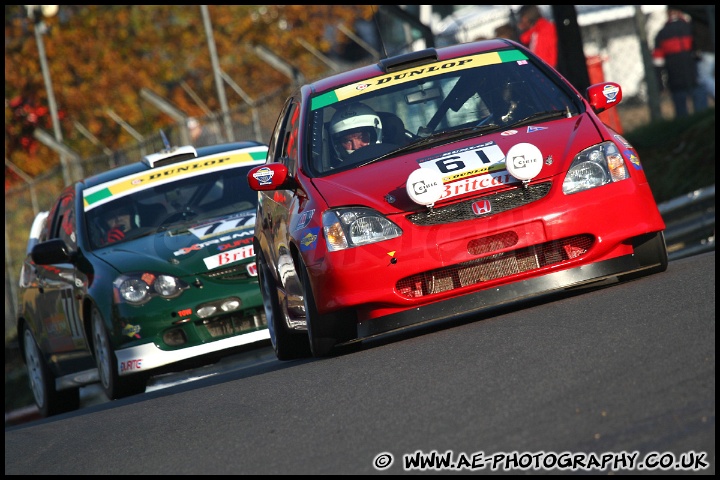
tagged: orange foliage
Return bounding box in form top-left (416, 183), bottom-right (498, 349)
top-left (5, 5), bottom-right (375, 190)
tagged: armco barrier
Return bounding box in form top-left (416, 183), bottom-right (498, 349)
top-left (658, 185), bottom-right (716, 261)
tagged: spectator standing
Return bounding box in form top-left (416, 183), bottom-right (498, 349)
top-left (187, 117), bottom-right (203, 144)
top-left (494, 23), bottom-right (519, 41)
top-left (517, 5), bottom-right (558, 68)
top-left (187, 116), bottom-right (222, 146)
top-left (652, 7), bottom-right (709, 118)
top-left (692, 15), bottom-right (715, 101)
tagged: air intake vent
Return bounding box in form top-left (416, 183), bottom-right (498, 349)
top-left (378, 48), bottom-right (438, 73)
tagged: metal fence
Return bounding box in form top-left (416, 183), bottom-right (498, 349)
top-left (4, 7), bottom-right (715, 333)
top-left (659, 185), bottom-right (716, 261)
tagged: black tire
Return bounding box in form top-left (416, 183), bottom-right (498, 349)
top-left (91, 306), bottom-right (147, 400)
top-left (297, 256), bottom-right (354, 358)
top-left (257, 250), bottom-right (311, 360)
top-left (622, 231), bottom-right (669, 281)
top-left (22, 327), bottom-right (80, 417)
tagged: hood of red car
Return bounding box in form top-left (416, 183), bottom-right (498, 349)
top-left (311, 114), bottom-right (603, 214)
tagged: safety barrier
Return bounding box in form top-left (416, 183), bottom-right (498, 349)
top-left (658, 185), bottom-right (716, 260)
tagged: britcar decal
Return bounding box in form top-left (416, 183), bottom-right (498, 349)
top-left (311, 50), bottom-right (528, 110)
top-left (527, 126), bottom-right (547, 132)
top-left (83, 148), bottom-right (267, 210)
top-left (441, 172), bottom-right (514, 200)
top-left (203, 245), bottom-right (255, 270)
top-left (299, 227), bottom-right (320, 251)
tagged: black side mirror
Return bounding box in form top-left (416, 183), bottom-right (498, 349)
top-left (31, 239), bottom-right (75, 265)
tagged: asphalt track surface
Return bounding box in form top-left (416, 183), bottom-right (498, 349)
top-left (5, 252), bottom-right (715, 475)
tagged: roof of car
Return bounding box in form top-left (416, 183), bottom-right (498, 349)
top-left (78, 141), bottom-right (266, 190)
top-left (308, 39), bottom-right (516, 95)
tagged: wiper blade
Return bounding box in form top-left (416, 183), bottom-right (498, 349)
top-left (357, 123), bottom-right (501, 168)
top-left (505, 110), bottom-right (568, 129)
top-left (157, 211), bottom-right (200, 233)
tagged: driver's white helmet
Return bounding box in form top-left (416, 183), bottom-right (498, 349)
top-left (329, 103), bottom-right (382, 160)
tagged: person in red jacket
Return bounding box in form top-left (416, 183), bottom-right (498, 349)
top-left (652, 7), bottom-right (709, 118)
top-left (517, 5), bottom-right (558, 69)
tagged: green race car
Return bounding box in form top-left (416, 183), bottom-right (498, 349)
top-left (17, 141), bottom-right (270, 417)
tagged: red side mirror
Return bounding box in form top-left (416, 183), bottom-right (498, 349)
top-left (247, 163), bottom-right (290, 191)
top-left (586, 82), bottom-right (622, 114)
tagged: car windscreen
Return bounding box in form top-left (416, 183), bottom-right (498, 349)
top-left (85, 165), bottom-right (257, 250)
top-left (307, 48), bottom-right (580, 176)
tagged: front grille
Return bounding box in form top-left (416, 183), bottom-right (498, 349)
top-left (407, 181), bottom-right (552, 226)
top-left (396, 235), bottom-right (594, 299)
top-left (201, 263), bottom-right (253, 281)
top-left (201, 311), bottom-right (267, 338)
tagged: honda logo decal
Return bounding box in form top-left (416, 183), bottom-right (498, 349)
top-left (472, 199), bottom-right (492, 215)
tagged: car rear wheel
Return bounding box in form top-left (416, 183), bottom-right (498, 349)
top-left (91, 306), bottom-right (147, 400)
top-left (257, 249), bottom-right (311, 360)
top-left (22, 327), bottom-right (80, 417)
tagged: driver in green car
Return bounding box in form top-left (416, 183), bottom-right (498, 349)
top-left (104, 203), bottom-right (136, 245)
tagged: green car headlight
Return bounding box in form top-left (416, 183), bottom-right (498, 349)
top-left (114, 272), bottom-right (189, 305)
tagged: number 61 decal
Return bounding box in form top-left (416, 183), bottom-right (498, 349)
top-left (419, 141), bottom-right (506, 182)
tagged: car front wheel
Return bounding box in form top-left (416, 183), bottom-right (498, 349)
top-left (297, 256), bottom-right (355, 358)
top-left (257, 249), bottom-right (311, 360)
top-left (91, 306), bottom-right (147, 400)
top-left (22, 327), bottom-right (80, 417)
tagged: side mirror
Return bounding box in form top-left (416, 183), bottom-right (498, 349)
top-left (31, 239), bottom-right (75, 265)
top-left (586, 82), bottom-right (622, 115)
top-left (247, 163), bottom-right (296, 191)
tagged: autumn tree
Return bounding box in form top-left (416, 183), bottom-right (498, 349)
top-left (5, 5), bottom-right (375, 189)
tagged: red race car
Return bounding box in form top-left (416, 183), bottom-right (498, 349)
top-left (248, 39), bottom-right (667, 360)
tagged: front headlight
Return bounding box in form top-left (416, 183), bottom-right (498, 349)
top-left (114, 272), bottom-right (189, 305)
top-left (322, 207), bottom-right (402, 252)
top-left (562, 141), bottom-right (629, 195)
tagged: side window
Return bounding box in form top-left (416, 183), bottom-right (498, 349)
top-left (266, 96), bottom-right (296, 164)
top-left (49, 191), bottom-right (77, 250)
top-left (37, 213), bottom-right (50, 245)
top-left (281, 101), bottom-right (300, 175)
